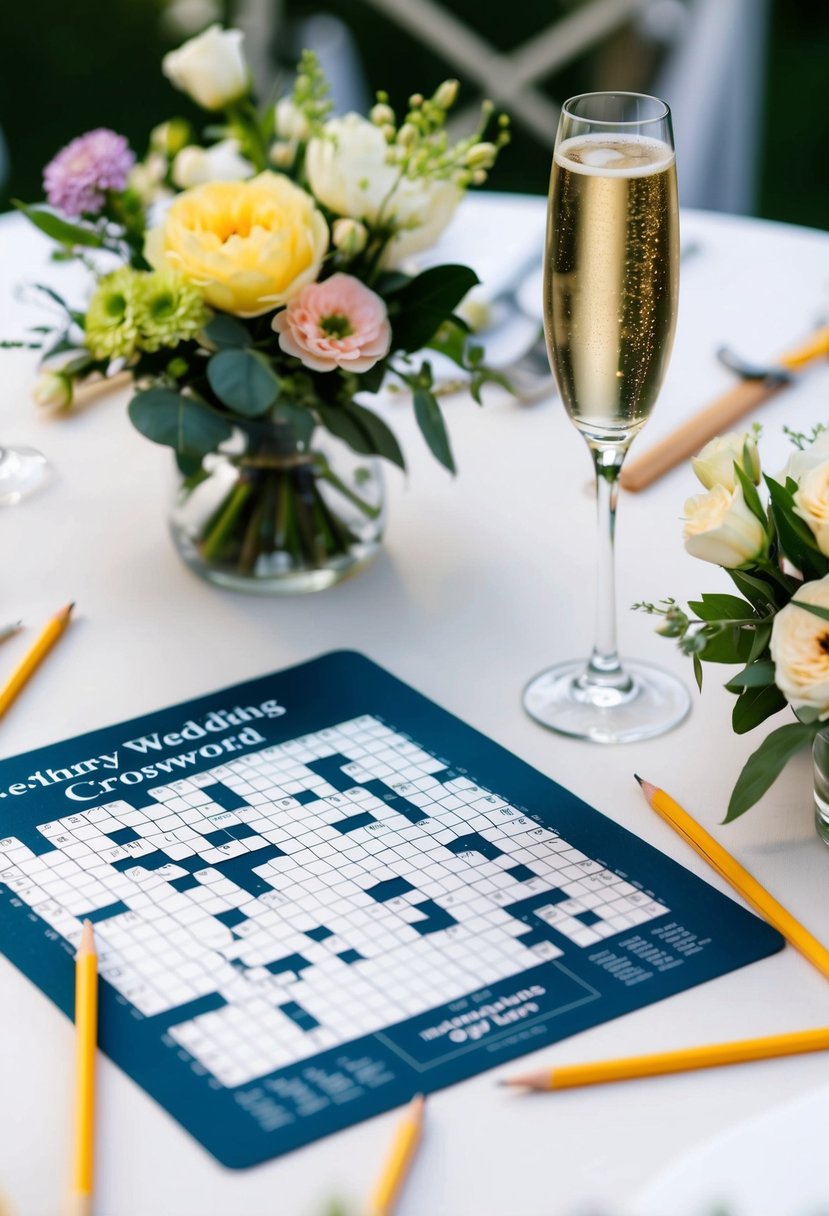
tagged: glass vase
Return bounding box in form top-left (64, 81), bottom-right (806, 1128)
top-left (813, 728), bottom-right (829, 846)
top-left (169, 419), bottom-right (385, 594)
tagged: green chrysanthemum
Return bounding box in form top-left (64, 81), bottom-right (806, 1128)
top-left (135, 268), bottom-right (210, 352)
top-left (84, 267), bottom-right (141, 361)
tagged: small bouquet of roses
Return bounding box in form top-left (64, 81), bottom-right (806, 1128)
top-left (12, 25), bottom-right (509, 585)
top-left (638, 425), bottom-right (829, 819)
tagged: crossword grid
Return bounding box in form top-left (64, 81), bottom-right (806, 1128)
top-left (0, 716), bottom-right (668, 1088)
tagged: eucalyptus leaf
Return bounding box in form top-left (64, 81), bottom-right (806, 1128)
top-left (128, 389), bottom-right (233, 457)
top-left (725, 719), bottom-right (821, 821)
top-left (207, 349), bottom-right (279, 417)
top-left (14, 200), bottom-right (105, 248)
top-left (413, 388), bottom-right (455, 473)
top-left (202, 314), bottom-right (251, 349)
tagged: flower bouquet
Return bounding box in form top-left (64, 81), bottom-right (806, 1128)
top-left (13, 25), bottom-right (509, 592)
top-left (638, 425), bottom-right (829, 821)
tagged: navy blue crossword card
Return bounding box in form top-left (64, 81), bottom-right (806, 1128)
top-left (0, 651), bottom-right (781, 1167)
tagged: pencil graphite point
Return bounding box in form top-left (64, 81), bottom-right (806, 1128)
top-left (634, 774), bottom-right (657, 803)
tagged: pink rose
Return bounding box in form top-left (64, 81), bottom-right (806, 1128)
top-left (273, 273), bottom-right (392, 373)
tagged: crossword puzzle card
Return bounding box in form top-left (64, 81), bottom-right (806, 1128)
top-left (0, 652), bottom-right (781, 1167)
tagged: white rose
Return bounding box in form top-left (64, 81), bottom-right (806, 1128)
top-left (683, 484), bottom-right (767, 568)
top-left (305, 113), bottom-right (462, 267)
top-left (32, 371), bottom-right (72, 410)
top-left (172, 139), bottom-right (254, 189)
top-left (162, 25), bottom-right (248, 111)
top-left (770, 575), bottom-right (829, 716)
top-left (275, 99), bottom-right (310, 143)
top-left (691, 431), bottom-right (760, 491)
top-left (778, 429), bottom-right (829, 485)
top-left (793, 460), bottom-right (829, 556)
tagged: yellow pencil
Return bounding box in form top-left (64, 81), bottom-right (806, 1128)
top-left (68, 920), bottom-right (97, 1216)
top-left (501, 1025), bottom-right (829, 1090)
top-left (635, 774), bottom-right (829, 981)
top-left (0, 602), bottom-right (73, 719)
top-left (368, 1095), bottom-right (425, 1216)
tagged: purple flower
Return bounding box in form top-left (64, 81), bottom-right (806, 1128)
top-left (43, 128), bottom-right (135, 218)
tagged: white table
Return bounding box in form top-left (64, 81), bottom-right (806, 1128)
top-left (1, 195), bottom-right (828, 1216)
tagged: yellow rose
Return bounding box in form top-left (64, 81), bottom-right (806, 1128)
top-left (145, 173), bottom-right (329, 317)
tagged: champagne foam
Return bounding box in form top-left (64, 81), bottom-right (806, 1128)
top-left (556, 134), bottom-right (674, 177)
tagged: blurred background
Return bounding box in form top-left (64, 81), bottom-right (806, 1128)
top-left (0, 0), bottom-right (826, 225)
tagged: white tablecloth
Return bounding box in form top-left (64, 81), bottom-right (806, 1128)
top-left (1, 195), bottom-right (829, 1216)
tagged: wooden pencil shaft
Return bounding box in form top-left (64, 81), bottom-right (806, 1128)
top-left (0, 604), bottom-right (72, 718)
top-left (650, 790), bottom-right (829, 981)
top-left (369, 1100), bottom-right (423, 1216)
top-left (550, 1027), bottom-right (829, 1089)
top-left (620, 378), bottom-right (783, 492)
top-left (72, 950), bottom-right (97, 1195)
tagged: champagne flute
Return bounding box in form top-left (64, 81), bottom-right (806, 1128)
top-left (523, 92), bottom-right (689, 743)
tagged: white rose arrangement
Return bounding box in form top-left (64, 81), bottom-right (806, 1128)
top-left (637, 425), bottom-right (829, 820)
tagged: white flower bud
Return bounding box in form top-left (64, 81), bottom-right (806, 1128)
top-left (269, 141), bottom-right (296, 169)
top-left (465, 141), bottom-right (497, 170)
top-left (162, 24), bottom-right (249, 111)
top-left (771, 574), bottom-right (829, 716)
top-left (683, 485), bottom-right (767, 568)
top-left (779, 429), bottom-right (829, 485)
top-left (172, 139), bottom-right (254, 188)
top-left (370, 103), bottom-right (395, 127)
top-left (332, 217), bottom-right (368, 256)
top-left (275, 98), bottom-right (311, 142)
top-left (432, 79), bottom-right (459, 109)
top-left (691, 431), bottom-right (761, 492)
top-left (33, 371), bottom-right (72, 411)
top-left (397, 123), bottom-right (418, 148)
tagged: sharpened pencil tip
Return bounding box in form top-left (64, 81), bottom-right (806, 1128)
top-left (77, 919), bottom-right (96, 957)
top-left (634, 773), bottom-right (643, 786)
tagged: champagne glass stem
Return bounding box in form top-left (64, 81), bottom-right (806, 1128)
top-left (582, 443), bottom-right (632, 690)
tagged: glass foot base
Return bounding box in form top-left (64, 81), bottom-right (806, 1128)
top-left (523, 658), bottom-right (691, 744)
top-left (0, 446), bottom-right (50, 505)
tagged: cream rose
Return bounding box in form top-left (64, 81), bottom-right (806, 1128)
top-left (162, 25), bottom-right (249, 111)
top-left (683, 485), bottom-right (767, 568)
top-left (172, 140), bottom-right (254, 189)
top-left (691, 431), bottom-right (760, 491)
top-left (305, 113), bottom-right (462, 267)
top-left (793, 460), bottom-right (829, 555)
top-left (770, 575), bottom-right (829, 716)
top-left (780, 430), bottom-right (829, 485)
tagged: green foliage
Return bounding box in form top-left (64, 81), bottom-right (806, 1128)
top-left (12, 200), bottom-right (104, 248)
top-left (207, 349), bottom-right (280, 417)
top-left (202, 314), bottom-right (252, 349)
top-left (128, 389), bottom-right (233, 458)
top-left (765, 474), bottom-right (828, 581)
top-left (315, 401), bottom-right (405, 469)
top-left (386, 265), bottom-right (479, 353)
top-left (413, 387), bottom-right (454, 473)
top-left (726, 720), bottom-right (822, 821)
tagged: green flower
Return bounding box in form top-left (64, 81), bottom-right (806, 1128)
top-left (84, 268), bottom-right (141, 361)
top-left (135, 269), bottom-right (210, 352)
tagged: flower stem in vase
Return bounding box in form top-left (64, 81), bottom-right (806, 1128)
top-left (199, 478), bottom-right (254, 563)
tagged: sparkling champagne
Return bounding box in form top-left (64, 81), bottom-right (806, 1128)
top-left (545, 134), bottom-right (679, 442)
